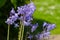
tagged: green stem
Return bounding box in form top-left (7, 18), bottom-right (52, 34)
top-left (7, 24), bottom-right (10, 40)
top-left (18, 15), bottom-right (25, 40)
top-left (21, 23), bottom-right (24, 40)
top-left (18, 21), bottom-right (22, 40)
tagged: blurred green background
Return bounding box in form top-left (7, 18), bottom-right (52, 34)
top-left (33, 0), bottom-right (60, 35)
top-left (0, 0), bottom-right (60, 40)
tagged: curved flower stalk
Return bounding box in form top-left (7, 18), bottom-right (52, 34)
top-left (7, 24), bottom-right (10, 40)
top-left (5, 8), bottom-right (17, 40)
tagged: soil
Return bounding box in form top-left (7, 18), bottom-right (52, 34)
top-left (49, 35), bottom-right (60, 40)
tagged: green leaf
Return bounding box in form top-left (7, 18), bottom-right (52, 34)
top-left (11, 0), bottom-right (17, 8)
top-left (0, 0), bottom-right (6, 8)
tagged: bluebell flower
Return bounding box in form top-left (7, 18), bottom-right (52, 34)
top-left (28, 35), bottom-right (33, 40)
top-left (23, 21), bottom-right (31, 26)
top-left (17, 7), bottom-right (24, 15)
top-left (47, 24), bottom-right (56, 31)
top-left (10, 8), bottom-right (15, 16)
top-left (43, 31), bottom-right (50, 37)
top-left (35, 31), bottom-right (50, 40)
top-left (28, 2), bottom-right (36, 12)
top-left (43, 22), bottom-right (47, 27)
top-left (43, 31), bottom-right (50, 40)
top-left (25, 16), bottom-right (33, 22)
top-left (35, 33), bottom-right (44, 40)
top-left (14, 23), bottom-right (19, 27)
top-left (31, 23), bottom-right (38, 32)
top-left (5, 13), bottom-right (18, 25)
top-left (11, 15), bottom-right (18, 21)
top-left (43, 22), bottom-right (56, 31)
top-left (18, 16), bottom-right (24, 21)
top-left (5, 18), bottom-right (14, 25)
top-left (51, 24), bottom-right (56, 29)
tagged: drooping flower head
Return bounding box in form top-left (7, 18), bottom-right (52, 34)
top-left (10, 8), bottom-right (15, 16)
top-left (43, 22), bottom-right (56, 31)
top-left (47, 24), bottom-right (56, 31)
top-left (5, 8), bottom-right (19, 25)
top-left (31, 23), bottom-right (38, 32)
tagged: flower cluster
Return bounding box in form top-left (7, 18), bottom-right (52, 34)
top-left (5, 8), bottom-right (18, 25)
top-left (35, 22), bottom-right (56, 40)
top-left (5, 1), bottom-right (56, 40)
top-left (5, 2), bottom-right (37, 27)
top-left (5, 2), bottom-right (38, 32)
top-left (28, 22), bottom-right (56, 40)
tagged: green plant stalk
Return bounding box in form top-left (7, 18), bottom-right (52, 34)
top-left (7, 24), bottom-right (10, 40)
top-left (21, 23), bottom-right (24, 40)
top-left (21, 15), bottom-right (25, 40)
top-left (18, 21), bottom-right (22, 40)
